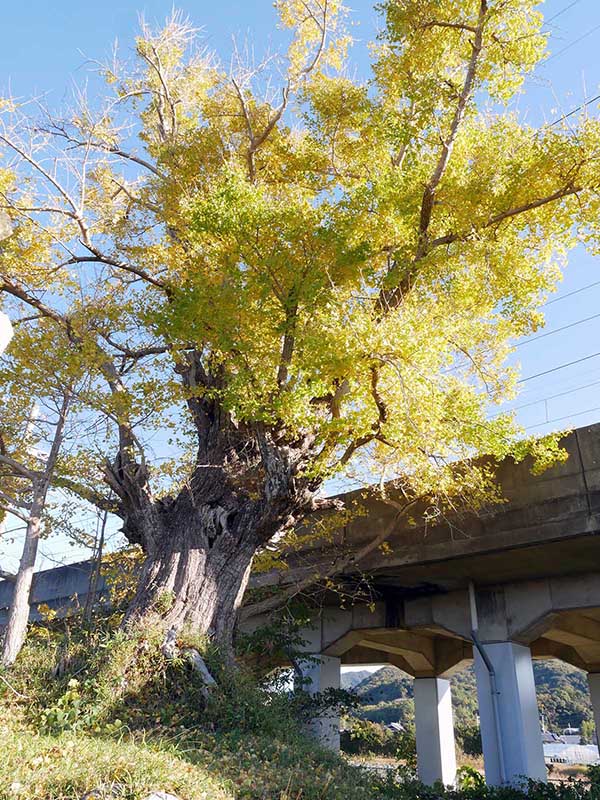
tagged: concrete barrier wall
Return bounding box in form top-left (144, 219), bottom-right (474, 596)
top-left (0, 560), bottom-right (106, 625)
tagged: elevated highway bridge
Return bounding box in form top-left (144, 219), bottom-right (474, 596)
top-left (246, 423), bottom-right (600, 787)
top-left (2, 424), bottom-right (600, 787)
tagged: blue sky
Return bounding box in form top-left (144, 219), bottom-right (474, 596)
top-left (1, 0), bottom-right (600, 571)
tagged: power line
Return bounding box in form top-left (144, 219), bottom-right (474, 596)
top-left (526, 403), bottom-right (600, 430)
top-left (519, 350), bottom-right (600, 382)
top-left (544, 277), bottom-right (600, 306)
top-left (544, 0), bottom-right (583, 25)
top-left (494, 376), bottom-right (600, 416)
top-left (448, 303), bottom-right (600, 376)
top-left (516, 311), bottom-right (600, 347)
top-left (544, 21), bottom-right (600, 63)
top-left (545, 92), bottom-right (600, 128)
top-left (514, 360), bottom-right (600, 399)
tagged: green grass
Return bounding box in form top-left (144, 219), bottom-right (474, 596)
top-left (1, 721), bottom-right (228, 800)
top-left (0, 620), bottom-right (384, 800)
top-left (2, 620), bottom-right (600, 800)
top-left (1, 715), bottom-right (385, 800)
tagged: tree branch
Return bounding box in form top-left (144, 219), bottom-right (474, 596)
top-left (0, 454), bottom-right (38, 481)
top-left (416, 0), bottom-right (487, 255)
top-left (45, 123), bottom-right (165, 178)
top-left (54, 477), bottom-right (117, 515)
top-left (0, 490), bottom-right (31, 512)
top-left (241, 495), bottom-right (420, 620)
top-left (429, 182), bottom-right (583, 249)
top-left (377, 0), bottom-right (488, 313)
top-left (420, 20), bottom-right (477, 34)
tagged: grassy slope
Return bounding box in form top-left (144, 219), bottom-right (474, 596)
top-left (0, 622), bottom-right (383, 800)
top-left (1, 721), bottom-right (229, 800)
top-left (1, 717), bottom-right (384, 800)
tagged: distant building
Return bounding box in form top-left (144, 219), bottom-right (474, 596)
top-left (561, 726), bottom-right (582, 745)
top-left (544, 743), bottom-right (599, 765)
top-left (387, 722), bottom-right (405, 734)
top-left (542, 732), bottom-right (566, 744)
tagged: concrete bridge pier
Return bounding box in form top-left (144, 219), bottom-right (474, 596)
top-left (474, 642), bottom-right (546, 786)
top-left (588, 673), bottom-right (600, 746)
top-left (294, 604), bottom-right (461, 785)
top-left (298, 654), bottom-right (341, 751)
top-left (413, 677), bottom-right (457, 786)
top-left (298, 649), bottom-right (459, 787)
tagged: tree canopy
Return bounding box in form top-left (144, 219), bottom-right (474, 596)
top-left (1, 0), bottom-right (599, 639)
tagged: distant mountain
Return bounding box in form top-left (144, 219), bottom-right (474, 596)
top-left (350, 660), bottom-right (592, 733)
top-left (354, 666), bottom-right (412, 702)
top-left (341, 670), bottom-right (373, 690)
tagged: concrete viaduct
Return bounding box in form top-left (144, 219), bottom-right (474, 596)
top-left (2, 423), bottom-right (600, 787)
top-left (250, 423), bottom-right (600, 787)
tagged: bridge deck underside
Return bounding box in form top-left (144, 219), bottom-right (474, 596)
top-left (325, 606), bottom-right (600, 677)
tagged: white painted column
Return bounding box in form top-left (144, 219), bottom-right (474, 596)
top-left (588, 673), bottom-right (600, 746)
top-left (0, 312), bottom-right (13, 355)
top-left (299, 655), bottom-right (341, 751)
top-left (414, 677), bottom-right (457, 786)
top-left (474, 642), bottom-right (546, 786)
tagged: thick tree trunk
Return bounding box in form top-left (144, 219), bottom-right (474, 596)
top-left (110, 364), bottom-right (320, 652)
top-left (124, 515), bottom-right (258, 650)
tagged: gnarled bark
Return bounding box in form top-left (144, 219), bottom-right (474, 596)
top-left (125, 509), bottom-right (258, 647)
top-left (107, 361), bottom-right (320, 650)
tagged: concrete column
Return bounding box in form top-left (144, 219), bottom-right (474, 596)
top-left (414, 677), bottom-right (457, 786)
top-left (299, 654), bottom-right (341, 751)
top-left (588, 673), bottom-right (600, 746)
top-left (474, 642), bottom-right (546, 786)
top-left (0, 311), bottom-right (13, 355)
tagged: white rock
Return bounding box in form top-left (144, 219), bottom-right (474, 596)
top-left (143, 793), bottom-right (181, 800)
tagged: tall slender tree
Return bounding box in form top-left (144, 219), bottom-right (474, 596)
top-left (0, 320), bottom-right (92, 664)
top-left (1, 0), bottom-right (599, 650)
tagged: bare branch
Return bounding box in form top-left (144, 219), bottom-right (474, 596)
top-left (53, 477), bottom-right (117, 515)
top-left (45, 123), bottom-right (164, 178)
top-left (0, 278), bottom-right (68, 329)
top-left (0, 132), bottom-right (93, 247)
top-left (0, 454), bottom-right (38, 481)
top-left (61, 254), bottom-right (168, 291)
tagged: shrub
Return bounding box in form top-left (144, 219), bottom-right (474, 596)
top-left (588, 765), bottom-right (600, 790)
top-left (1, 617), bottom-right (385, 800)
top-left (342, 718), bottom-right (394, 755)
top-left (456, 723), bottom-right (483, 757)
top-left (378, 774), bottom-right (600, 800)
top-left (456, 765), bottom-right (486, 790)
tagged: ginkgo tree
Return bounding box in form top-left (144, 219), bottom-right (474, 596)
top-left (0, 319), bottom-right (94, 665)
top-left (1, 0), bottom-right (599, 653)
